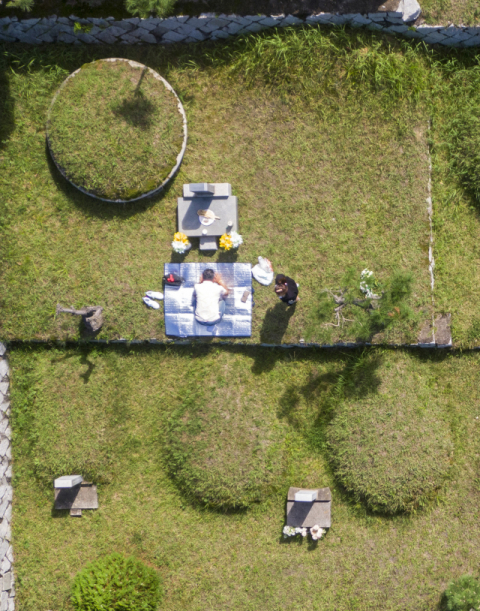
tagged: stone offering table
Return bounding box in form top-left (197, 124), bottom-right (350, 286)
top-left (177, 183), bottom-right (238, 250)
top-left (286, 487), bottom-right (332, 528)
top-left (54, 482), bottom-right (98, 517)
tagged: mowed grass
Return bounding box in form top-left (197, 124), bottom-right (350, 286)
top-left (47, 59), bottom-right (185, 201)
top-left (421, 0), bottom-right (480, 25)
top-left (8, 345), bottom-right (480, 611)
top-left (0, 28), bottom-right (433, 344)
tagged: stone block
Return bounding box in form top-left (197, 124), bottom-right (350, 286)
top-left (103, 25), bottom-right (126, 37)
top-left (0, 439), bottom-right (9, 458)
top-left (57, 17), bottom-right (71, 24)
top-left (387, 10), bottom-right (403, 17)
top-left (0, 521), bottom-right (11, 543)
top-left (226, 21), bottom-right (244, 34)
top-left (95, 29), bottom-right (119, 43)
top-left (28, 23), bottom-right (54, 38)
top-left (22, 17), bottom-right (41, 27)
top-left (57, 32), bottom-right (78, 43)
top-left (4, 447), bottom-right (10, 462)
top-left (159, 18), bottom-right (182, 30)
top-left (329, 15), bottom-right (349, 25)
top-left (386, 24), bottom-right (410, 33)
top-left (0, 557), bottom-right (10, 575)
top-left (76, 33), bottom-right (97, 44)
top-left (423, 31), bottom-right (448, 43)
top-left (0, 402), bottom-right (10, 415)
top-left (0, 591), bottom-right (7, 611)
top-left (0, 18), bottom-right (11, 26)
top-left (185, 28), bottom-right (206, 41)
top-left (186, 16), bottom-right (210, 28)
top-left (38, 33), bottom-right (54, 42)
top-left (112, 20), bottom-right (134, 30)
top-left (0, 33), bottom-right (16, 43)
top-left (151, 25), bottom-right (170, 37)
top-left (280, 14), bottom-right (303, 26)
top-left (6, 546), bottom-right (13, 563)
top-left (89, 17), bottom-right (109, 27)
top-left (138, 30), bottom-right (157, 43)
top-left (448, 31), bottom-right (473, 42)
top-left (199, 18), bottom-right (231, 33)
top-left (462, 35), bottom-right (480, 47)
top-left (368, 12), bottom-right (387, 21)
top-left (0, 486), bottom-right (6, 501)
top-left (416, 25), bottom-right (441, 33)
top-left (245, 14), bottom-right (264, 21)
top-left (210, 29), bottom-right (230, 39)
top-left (403, 28), bottom-right (423, 38)
top-left (439, 25), bottom-right (459, 36)
top-left (0, 540), bottom-right (8, 562)
top-left (0, 421), bottom-right (6, 436)
top-left (123, 17), bottom-right (140, 24)
top-left (2, 572), bottom-right (11, 591)
top-left (7, 597), bottom-right (13, 611)
top-left (465, 27), bottom-right (480, 35)
top-left (0, 362), bottom-right (7, 383)
top-left (259, 16), bottom-right (282, 26)
top-left (367, 22), bottom-right (384, 31)
top-left (352, 14), bottom-right (372, 24)
top-left (239, 22), bottom-right (265, 33)
top-left (138, 19), bottom-right (157, 31)
top-left (55, 482), bottom-right (98, 510)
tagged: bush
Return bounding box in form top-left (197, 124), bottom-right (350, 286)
top-left (326, 353), bottom-right (453, 514)
top-left (444, 575), bottom-right (480, 611)
top-left (447, 105), bottom-right (480, 202)
top-left (166, 392), bottom-right (286, 509)
top-left (71, 553), bottom-right (163, 611)
top-left (125, 0), bottom-right (176, 18)
top-left (5, 0), bottom-right (34, 11)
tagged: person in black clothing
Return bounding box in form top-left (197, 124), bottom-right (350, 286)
top-left (274, 274), bottom-right (300, 305)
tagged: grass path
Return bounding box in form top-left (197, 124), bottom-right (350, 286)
top-left (8, 345), bottom-right (480, 610)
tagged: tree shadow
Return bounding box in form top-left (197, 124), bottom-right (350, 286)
top-left (251, 302), bottom-right (297, 373)
top-left (50, 349), bottom-right (96, 384)
top-left (45, 140), bottom-right (174, 220)
top-left (112, 92), bottom-right (155, 131)
top-left (0, 55), bottom-right (14, 152)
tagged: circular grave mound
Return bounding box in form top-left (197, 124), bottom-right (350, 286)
top-left (327, 356), bottom-right (453, 514)
top-left (166, 400), bottom-right (286, 510)
top-left (47, 58), bottom-right (187, 202)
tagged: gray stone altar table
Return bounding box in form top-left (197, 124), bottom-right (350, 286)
top-left (177, 183), bottom-right (238, 250)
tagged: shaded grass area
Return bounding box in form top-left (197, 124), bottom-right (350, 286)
top-left (8, 345), bottom-right (480, 610)
top-left (0, 27), bottom-right (433, 344)
top-left (47, 59), bottom-right (184, 201)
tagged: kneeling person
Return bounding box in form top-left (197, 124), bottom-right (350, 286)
top-left (194, 269), bottom-right (229, 325)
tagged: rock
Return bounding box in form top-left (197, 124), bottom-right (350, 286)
top-left (57, 32), bottom-right (78, 43)
top-left (0, 362), bottom-right (8, 383)
top-left (402, 0), bottom-right (422, 22)
top-left (162, 30), bottom-right (186, 42)
top-left (95, 29), bottom-right (118, 43)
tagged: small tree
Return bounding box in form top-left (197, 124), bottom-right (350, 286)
top-left (315, 268), bottom-right (414, 341)
top-left (5, 0), bottom-right (34, 11)
top-left (444, 575), bottom-right (480, 611)
top-left (125, 0), bottom-right (176, 18)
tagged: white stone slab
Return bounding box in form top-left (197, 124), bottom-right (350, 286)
top-left (54, 475), bottom-right (83, 488)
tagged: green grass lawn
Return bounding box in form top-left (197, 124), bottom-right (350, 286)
top-left (421, 0), bottom-right (480, 25)
top-left (8, 344), bottom-right (480, 610)
top-left (0, 28), bottom-right (434, 345)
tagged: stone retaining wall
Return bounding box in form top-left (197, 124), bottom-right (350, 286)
top-left (0, 345), bottom-right (14, 611)
top-left (0, 0), bottom-right (479, 48)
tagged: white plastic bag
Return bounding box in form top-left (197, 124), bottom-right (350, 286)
top-left (252, 256), bottom-right (274, 286)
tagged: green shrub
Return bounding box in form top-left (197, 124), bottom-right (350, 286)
top-left (125, 0), bottom-right (176, 18)
top-left (71, 553), bottom-right (163, 611)
top-left (447, 105), bottom-right (480, 203)
top-left (166, 392), bottom-right (286, 510)
top-left (327, 352), bottom-right (453, 514)
top-left (5, 0), bottom-right (34, 11)
top-left (444, 575), bottom-right (480, 611)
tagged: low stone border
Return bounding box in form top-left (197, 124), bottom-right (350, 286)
top-left (0, 1), bottom-right (479, 49)
top-left (46, 58), bottom-right (187, 204)
top-left (0, 344), bottom-right (14, 611)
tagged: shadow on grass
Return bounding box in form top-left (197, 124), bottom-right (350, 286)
top-left (45, 140), bottom-right (175, 220)
top-left (112, 92), bottom-right (155, 131)
top-left (0, 53), bottom-right (14, 152)
top-left (50, 349), bottom-right (96, 384)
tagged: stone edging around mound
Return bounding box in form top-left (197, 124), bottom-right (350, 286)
top-left (46, 58), bottom-right (187, 204)
top-left (0, 344), bottom-right (14, 611)
top-left (1, 1), bottom-right (480, 48)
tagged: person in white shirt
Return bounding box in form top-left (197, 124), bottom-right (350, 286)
top-left (193, 269), bottom-right (229, 325)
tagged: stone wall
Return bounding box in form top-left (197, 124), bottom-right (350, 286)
top-left (0, 345), bottom-right (14, 611)
top-left (0, 0), bottom-right (479, 48)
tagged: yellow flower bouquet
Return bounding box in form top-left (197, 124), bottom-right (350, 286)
top-left (219, 231), bottom-right (243, 251)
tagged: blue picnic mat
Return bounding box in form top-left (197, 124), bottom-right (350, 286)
top-left (164, 263), bottom-right (252, 337)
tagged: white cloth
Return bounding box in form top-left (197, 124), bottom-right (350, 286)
top-left (252, 264), bottom-right (274, 286)
top-left (194, 281), bottom-right (227, 322)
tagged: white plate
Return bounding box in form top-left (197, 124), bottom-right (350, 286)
top-left (200, 216), bottom-right (215, 226)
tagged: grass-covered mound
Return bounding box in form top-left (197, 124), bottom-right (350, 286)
top-left (71, 553), bottom-right (163, 611)
top-left (447, 105), bottom-right (480, 203)
top-left (327, 352), bottom-right (453, 514)
top-left (166, 391), bottom-right (287, 509)
top-left (47, 58), bottom-right (185, 201)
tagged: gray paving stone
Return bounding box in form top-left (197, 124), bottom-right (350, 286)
top-left (0, 440), bottom-right (8, 460)
top-left (185, 28), bottom-right (206, 41)
top-left (7, 596), bottom-right (13, 611)
top-left (0, 557), bottom-right (10, 575)
top-left (211, 29), bottom-right (230, 39)
top-left (423, 31), bottom-right (448, 43)
top-left (0, 402), bottom-right (10, 415)
top-left (403, 27), bottom-right (423, 37)
top-left (5, 466), bottom-right (11, 480)
top-left (199, 17), bottom-right (231, 32)
top-left (151, 25), bottom-right (170, 36)
top-left (239, 22), bottom-right (264, 33)
top-left (0, 592), bottom-right (7, 611)
top-left (0, 33), bottom-right (16, 43)
top-left (367, 22), bottom-right (384, 31)
top-left (386, 16), bottom-right (406, 24)
top-left (160, 18), bottom-right (182, 30)
top-left (329, 15), bottom-right (349, 25)
top-left (0, 521), bottom-right (11, 543)
top-left (448, 31), bottom-right (473, 42)
top-left (0, 18), bottom-right (11, 26)
top-left (280, 14), bottom-right (303, 26)
top-left (138, 19), bottom-right (157, 31)
top-left (245, 14), bottom-right (264, 21)
top-left (163, 30), bottom-right (186, 42)
top-left (2, 572), bottom-right (11, 591)
top-left (57, 17), bottom-right (71, 24)
top-left (103, 25), bottom-right (126, 37)
top-left (0, 540), bottom-right (8, 561)
top-left (119, 32), bottom-right (138, 43)
top-left (95, 29), bottom-right (118, 43)
top-left (76, 32), bottom-right (97, 44)
top-left (416, 25), bottom-right (442, 33)
top-left (186, 16), bottom-right (210, 28)
top-left (403, 0), bottom-right (421, 21)
top-left (226, 21), bottom-right (244, 34)
top-left (89, 17), bottom-right (109, 27)
top-left (462, 34), bottom-right (480, 46)
top-left (386, 24), bottom-right (410, 33)
top-left (0, 486), bottom-right (6, 501)
top-left (465, 27), bottom-right (480, 35)
top-left (368, 12), bottom-right (387, 21)
top-left (123, 17), bottom-right (140, 24)
top-left (6, 547), bottom-right (13, 564)
top-left (0, 362), bottom-right (7, 383)
top-left (28, 23), bottom-right (54, 37)
top-left (37, 33), bottom-right (54, 42)
top-left (0, 421), bottom-right (7, 436)
top-left (57, 32), bottom-right (78, 43)
top-left (138, 30), bottom-right (157, 43)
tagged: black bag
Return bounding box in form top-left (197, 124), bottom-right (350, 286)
top-left (163, 272), bottom-right (184, 287)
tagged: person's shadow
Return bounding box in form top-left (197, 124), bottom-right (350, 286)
top-left (260, 301), bottom-right (297, 344)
